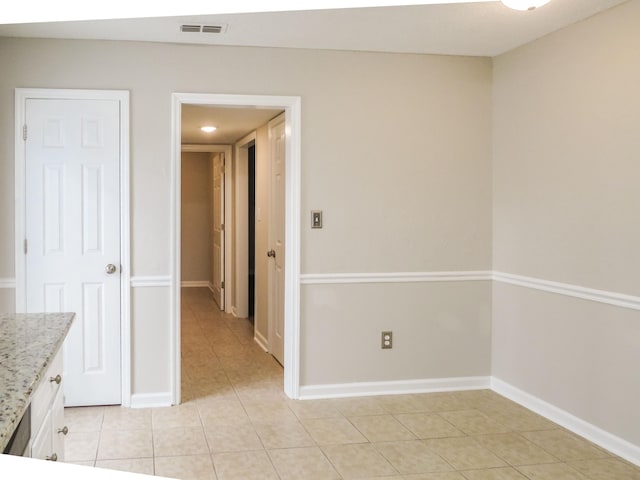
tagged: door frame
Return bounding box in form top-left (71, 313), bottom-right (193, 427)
top-left (171, 93), bottom-right (302, 403)
top-left (181, 144), bottom-right (233, 313)
top-left (14, 88), bottom-right (131, 406)
top-left (233, 131), bottom-right (257, 320)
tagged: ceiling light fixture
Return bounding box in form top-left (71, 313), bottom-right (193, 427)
top-left (501, 0), bottom-right (551, 11)
top-left (200, 126), bottom-right (217, 133)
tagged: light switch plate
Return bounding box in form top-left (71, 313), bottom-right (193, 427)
top-left (311, 210), bottom-right (322, 229)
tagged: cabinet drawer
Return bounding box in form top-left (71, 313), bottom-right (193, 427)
top-left (31, 349), bottom-right (63, 436)
top-left (30, 408), bottom-right (52, 461)
top-left (51, 387), bottom-right (66, 462)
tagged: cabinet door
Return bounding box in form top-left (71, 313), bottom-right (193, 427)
top-left (51, 387), bottom-right (66, 462)
top-left (30, 409), bottom-right (53, 461)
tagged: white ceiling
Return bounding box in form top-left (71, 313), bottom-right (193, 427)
top-left (0, 0), bottom-right (629, 57)
top-left (181, 106), bottom-right (283, 145)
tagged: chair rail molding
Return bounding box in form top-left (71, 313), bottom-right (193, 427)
top-left (493, 271), bottom-right (640, 311)
top-left (0, 278), bottom-right (16, 289)
top-left (130, 275), bottom-right (172, 288)
top-left (300, 271), bottom-right (493, 284)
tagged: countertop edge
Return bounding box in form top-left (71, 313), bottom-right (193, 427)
top-left (0, 313), bottom-right (75, 452)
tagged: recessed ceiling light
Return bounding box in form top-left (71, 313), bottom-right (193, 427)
top-left (200, 126), bottom-right (217, 133)
top-left (501, 0), bottom-right (551, 11)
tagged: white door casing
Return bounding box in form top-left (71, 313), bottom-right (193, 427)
top-left (171, 93), bottom-right (301, 402)
top-left (268, 113), bottom-right (286, 365)
top-left (15, 88), bottom-right (131, 407)
top-left (212, 152), bottom-right (225, 309)
top-left (233, 132), bottom-right (256, 319)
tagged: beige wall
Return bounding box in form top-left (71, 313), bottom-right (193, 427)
top-left (302, 281), bottom-right (491, 385)
top-left (0, 287), bottom-right (14, 312)
top-left (492, 0), bottom-right (640, 447)
top-left (0, 39), bottom-right (492, 396)
top-left (181, 152), bottom-right (212, 283)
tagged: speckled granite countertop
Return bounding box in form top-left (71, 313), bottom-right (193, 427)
top-left (0, 313), bottom-right (74, 452)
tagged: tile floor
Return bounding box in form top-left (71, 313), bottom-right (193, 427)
top-left (64, 288), bottom-right (640, 479)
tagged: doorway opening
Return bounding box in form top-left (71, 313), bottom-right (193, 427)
top-left (172, 93), bottom-right (302, 405)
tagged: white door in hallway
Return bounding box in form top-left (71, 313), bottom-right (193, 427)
top-left (25, 98), bottom-right (122, 406)
top-left (268, 114), bottom-right (286, 365)
top-left (212, 152), bottom-right (225, 309)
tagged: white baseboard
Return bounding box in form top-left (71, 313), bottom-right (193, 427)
top-left (129, 392), bottom-right (173, 408)
top-left (180, 281), bottom-right (210, 288)
top-left (254, 330), bottom-right (269, 352)
top-left (208, 282), bottom-right (215, 294)
top-left (491, 377), bottom-right (640, 467)
top-left (299, 376), bottom-right (491, 400)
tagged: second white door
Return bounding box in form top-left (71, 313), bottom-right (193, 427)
top-left (212, 152), bottom-right (225, 309)
top-left (268, 114), bottom-right (286, 365)
top-left (25, 97), bottom-right (122, 406)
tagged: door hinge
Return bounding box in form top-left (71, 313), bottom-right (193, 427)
top-left (24, 239), bottom-right (28, 254)
top-left (221, 224), bottom-right (225, 231)
top-left (23, 124), bottom-right (27, 141)
top-left (221, 281), bottom-right (225, 289)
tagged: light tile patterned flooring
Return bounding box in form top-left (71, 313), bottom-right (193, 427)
top-left (64, 288), bottom-right (640, 479)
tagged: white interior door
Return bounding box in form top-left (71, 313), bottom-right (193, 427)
top-left (268, 114), bottom-right (286, 365)
top-left (25, 98), bottom-right (122, 406)
top-left (212, 152), bottom-right (225, 309)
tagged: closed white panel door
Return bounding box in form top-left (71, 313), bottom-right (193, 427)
top-left (268, 115), bottom-right (286, 365)
top-left (212, 153), bottom-right (225, 309)
top-left (25, 98), bottom-right (121, 406)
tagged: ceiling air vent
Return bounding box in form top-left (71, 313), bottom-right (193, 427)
top-left (180, 24), bottom-right (227, 34)
top-left (180, 24), bottom-right (201, 33)
top-left (203, 25), bottom-right (226, 34)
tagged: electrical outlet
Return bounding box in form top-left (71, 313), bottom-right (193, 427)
top-left (381, 331), bottom-right (393, 349)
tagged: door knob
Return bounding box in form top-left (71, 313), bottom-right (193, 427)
top-left (105, 264), bottom-right (117, 274)
top-left (267, 250), bottom-right (276, 258)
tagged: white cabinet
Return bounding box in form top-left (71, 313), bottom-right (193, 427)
top-left (30, 349), bottom-right (67, 462)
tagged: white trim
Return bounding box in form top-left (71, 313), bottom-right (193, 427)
top-left (14, 88), bottom-right (132, 408)
top-left (493, 271), bottom-right (640, 311)
top-left (300, 376), bottom-right (491, 400)
top-left (254, 329), bottom-right (269, 352)
top-left (180, 281), bottom-right (210, 288)
top-left (0, 278), bottom-right (16, 289)
top-left (300, 270), bottom-right (640, 312)
top-left (491, 377), bottom-right (640, 467)
top-left (181, 144), bottom-right (230, 153)
top-left (129, 392), bottom-right (173, 409)
top-left (130, 276), bottom-right (172, 288)
top-left (170, 96), bottom-right (182, 406)
top-left (233, 131), bottom-right (257, 319)
top-left (171, 93), bottom-right (302, 403)
top-left (301, 271), bottom-right (493, 285)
